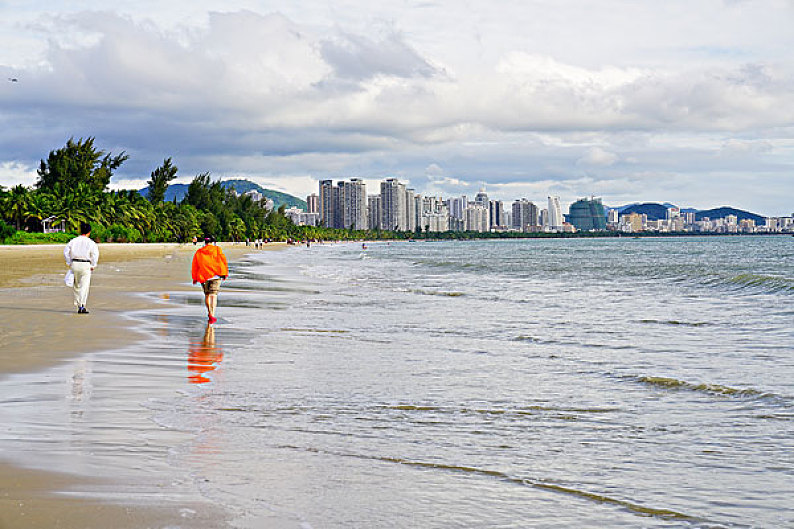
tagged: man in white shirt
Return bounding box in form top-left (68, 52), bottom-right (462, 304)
top-left (64, 222), bottom-right (99, 314)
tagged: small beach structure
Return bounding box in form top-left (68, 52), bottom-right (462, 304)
top-left (42, 216), bottom-right (66, 234)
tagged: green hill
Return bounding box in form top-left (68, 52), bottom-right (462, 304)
top-left (620, 203), bottom-right (670, 220)
top-left (695, 207), bottom-right (765, 224)
top-left (222, 180), bottom-right (307, 209)
top-left (613, 202), bottom-right (766, 223)
top-left (139, 179), bottom-right (307, 210)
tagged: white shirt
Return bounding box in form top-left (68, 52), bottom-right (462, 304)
top-left (64, 235), bottom-right (99, 267)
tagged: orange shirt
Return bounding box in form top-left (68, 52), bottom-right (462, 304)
top-left (191, 244), bottom-right (229, 283)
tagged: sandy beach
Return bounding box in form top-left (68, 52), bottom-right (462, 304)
top-left (0, 241), bottom-right (283, 529)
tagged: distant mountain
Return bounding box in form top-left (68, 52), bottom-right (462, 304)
top-left (620, 203), bottom-right (671, 220)
top-left (222, 179), bottom-right (307, 209)
top-left (695, 207), bottom-right (765, 224)
top-left (139, 179), bottom-right (307, 210)
top-left (606, 202), bottom-right (766, 223)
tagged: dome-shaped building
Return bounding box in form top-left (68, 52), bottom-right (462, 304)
top-left (567, 198), bottom-right (607, 231)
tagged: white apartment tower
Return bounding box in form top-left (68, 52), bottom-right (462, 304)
top-left (465, 204), bottom-right (489, 232)
top-left (368, 195), bottom-right (382, 230)
top-left (447, 196), bottom-right (467, 221)
top-left (381, 178), bottom-right (407, 231)
top-left (547, 196), bottom-right (563, 231)
top-left (338, 179), bottom-right (368, 230)
top-left (405, 188), bottom-right (417, 232)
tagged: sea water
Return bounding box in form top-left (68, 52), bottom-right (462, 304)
top-left (1, 236), bottom-right (792, 528)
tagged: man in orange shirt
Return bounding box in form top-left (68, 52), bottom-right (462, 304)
top-left (191, 236), bottom-right (228, 324)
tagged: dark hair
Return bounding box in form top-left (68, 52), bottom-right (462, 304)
top-left (204, 235), bottom-right (216, 244)
top-left (80, 222), bottom-right (92, 235)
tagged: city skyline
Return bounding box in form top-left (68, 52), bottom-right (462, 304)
top-left (1, 2), bottom-right (793, 215)
top-left (293, 176), bottom-right (793, 234)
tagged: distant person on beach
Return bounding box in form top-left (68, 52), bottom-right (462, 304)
top-left (64, 222), bottom-right (99, 314)
top-left (191, 236), bottom-right (228, 325)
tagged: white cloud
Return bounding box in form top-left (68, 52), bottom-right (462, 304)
top-left (577, 147), bottom-right (619, 167)
top-left (0, 3), bottom-right (793, 214)
top-left (0, 161), bottom-right (37, 187)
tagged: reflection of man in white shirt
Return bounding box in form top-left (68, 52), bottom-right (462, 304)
top-left (64, 222), bottom-right (99, 314)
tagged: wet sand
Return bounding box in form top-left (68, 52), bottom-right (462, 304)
top-left (0, 241), bottom-right (284, 528)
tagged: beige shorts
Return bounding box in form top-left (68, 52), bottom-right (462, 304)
top-left (202, 278), bottom-right (221, 295)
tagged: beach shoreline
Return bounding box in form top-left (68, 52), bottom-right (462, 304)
top-left (0, 241), bottom-right (285, 528)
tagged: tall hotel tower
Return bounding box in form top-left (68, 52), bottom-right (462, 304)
top-left (319, 180), bottom-right (335, 228)
top-left (319, 179), bottom-right (367, 229)
top-left (548, 196), bottom-right (563, 231)
top-left (338, 178), bottom-right (368, 230)
top-left (381, 178), bottom-right (407, 231)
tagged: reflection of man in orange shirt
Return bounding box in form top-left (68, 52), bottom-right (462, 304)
top-left (191, 236), bottom-right (228, 325)
top-left (188, 324), bottom-right (223, 384)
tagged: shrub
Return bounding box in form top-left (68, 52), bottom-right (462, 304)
top-left (4, 231), bottom-right (75, 245)
top-left (107, 224), bottom-right (142, 243)
top-left (0, 222), bottom-right (15, 242)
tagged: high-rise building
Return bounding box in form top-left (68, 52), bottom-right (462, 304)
top-left (306, 193), bottom-right (319, 214)
top-left (620, 213), bottom-right (644, 232)
top-left (548, 196), bottom-right (563, 231)
top-left (447, 196), bottom-right (467, 220)
top-left (337, 179), bottom-right (367, 230)
top-left (420, 197), bottom-right (449, 232)
top-left (608, 208), bottom-right (619, 224)
top-left (412, 194), bottom-right (423, 233)
top-left (381, 178), bottom-right (407, 231)
top-left (566, 198), bottom-right (606, 231)
top-left (489, 200), bottom-right (505, 228)
top-left (319, 180), bottom-right (335, 228)
top-left (405, 188), bottom-right (417, 232)
top-left (511, 199), bottom-right (537, 231)
top-left (368, 195), bottom-right (382, 230)
top-left (475, 189), bottom-right (489, 208)
top-left (319, 179), bottom-right (367, 229)
top-left (465, 204), bottom-right (489, 232)
top-left (511, 200), bottom-right (526, 231)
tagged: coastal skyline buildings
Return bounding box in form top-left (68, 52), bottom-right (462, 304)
top-left (316, 176), bottom-right (794, 234)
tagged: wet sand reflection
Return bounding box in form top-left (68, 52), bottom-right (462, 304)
top-left (187, 325), bottom-right (223, 384)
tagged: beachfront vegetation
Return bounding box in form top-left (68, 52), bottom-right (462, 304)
top-left (0, 137), bottom-right (377, 245)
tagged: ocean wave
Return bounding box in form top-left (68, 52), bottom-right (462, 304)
top-left (279, 444), bottom-right (702, 523)
top-left (637, 376), bottom-right (773, 398)
top-left (407, 288), bottom-right (466, 297)
top-left (382, 404), bottom-right (620, 416)
top-left (638, 319), bottom-right (710, 327)
top-left (710, 273), bottom-right (794, 295)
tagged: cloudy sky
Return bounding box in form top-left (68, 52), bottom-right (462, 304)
top-left (1, 0), bottom-right (793, 214)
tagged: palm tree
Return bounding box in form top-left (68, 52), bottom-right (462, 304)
top-left (3, 185), bottom-right (32, 230)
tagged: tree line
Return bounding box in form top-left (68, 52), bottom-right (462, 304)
top-left (0, 137), bottom-right (382, 244)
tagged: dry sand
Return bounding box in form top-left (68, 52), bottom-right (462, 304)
top-left (0, 241), bottom-right (284, 528)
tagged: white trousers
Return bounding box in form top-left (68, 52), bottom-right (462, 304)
top-left (71, 262), bottom-right (92, 308)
